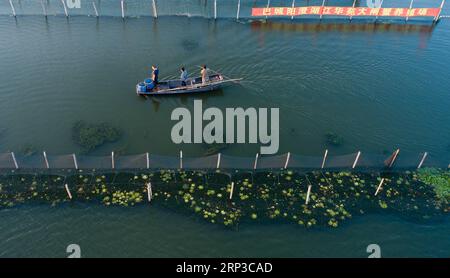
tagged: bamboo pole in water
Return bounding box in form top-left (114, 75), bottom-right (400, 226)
top-left (72, 154), bottom-right (78, 170)
top-left (216, 153), bottom-right (221, 169)
top-left (388, 149), bottom-right (400, 168)
top-left (147, 182), bottom-right (152, 202)
top-left (121, 0), bottom-right (125, 19)
top-left (146, 152), bottom-right (150, 169)
top-left (11, 152), bottom-right (18, 169)
top-left (435, 0), bottom-right (446, 21)
top-left (321, 149), bottom-right (328, 169)
top-left (9, 0), bottom-right (16, 17)
top-left (92, 1), bottom-right (99, 17)
top-left (43, 151), bottom-right (50, 169)
top-left (291, 0), bottom-right (295, 20)
top-left (417, 152), bottom-right (428, 169)
top-left (320, 0), bottom-right (326, 20)
top-left (375, 0), bottom-right (384, 21)
top-left (41, 0), bottom-right (48, 17)
top-left (179, 150), bottom-right (183, 169)
top-left (352, 151), bottom-right (361, 169)
top-left (349, 0), bottom-right (357, 21)
top-left (214, 0), bottom-right (217, 20)
top-left (152, 0), bottom-right (158, 18)
top-left (406, 0), bottom-right (414, 22)
top-left (253, 153), bottom-right (259, 170)
top-left (236, 0), bottom-right (241, 20)
top-left (374, 178), bottom-right (385, 196)
top-left (61, 0), bottom-right (69, 17)
top-left (65, 184), bottom-right (73, 200)
top-left (111, 151), bottom-right (115, 169)
top-left (284, 152), bottom-right (291, 169)
top-left (229, 182), bottom-right (235, 200)
top-left (305, 184), bottom-right (312, 205)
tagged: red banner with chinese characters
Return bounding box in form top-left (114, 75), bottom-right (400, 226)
top-left (251, 7), bottom-right (441, 18)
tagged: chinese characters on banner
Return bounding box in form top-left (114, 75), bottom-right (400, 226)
top-left (251, 7), bottom-right (441, 18)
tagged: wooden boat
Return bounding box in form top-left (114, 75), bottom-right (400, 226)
top-left (136, 73), bottom-right (242, 96)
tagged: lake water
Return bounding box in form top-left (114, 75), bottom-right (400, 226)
top-left (0, 1), bottom-right (449, 257)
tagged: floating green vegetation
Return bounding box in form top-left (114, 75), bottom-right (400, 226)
top-left (0, 169), bottom-right (447, 229)
top-left (417, 168), bottom-right (449, 208)
top-left (325, 132), bottom-right (344, 146)
top-left (72, 121), bottom-right (122, 153)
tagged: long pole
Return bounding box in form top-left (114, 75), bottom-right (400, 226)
top-left (61, 0), bottom-right (69, 17)
top-left (388, 149), bottom-right (400, 168)
top-left (43, 151), bottom-right (50, 169)
top-left (435, 0), bottom-right (446, 21)
top-left (216, 153), bottom-right (221, 169)
top-left (291, 0), bottom-right (295, 20)
top-left (229, 182), bottom-right (235, 199)
top-left (92, 1), bottom-right (99, 17)
top-left (65, 184), bottom-right (73, 200)
top-left (179, 150), bottom-right (183, 169)
top-left (319, 0), bottom-right (326, 20)
top-left (305, 185), bottom-right (312, 205)
top-left (266, 0), bottom-right (271, 19)
top-left (350, 0), bottom-right (357, 21)
top-left (214, 0), bottom-right (217, 20)
top-left (41, 0), bottom-right (47, 17)
top-left (375, 0), bottom-right (384, 21)
top-left (253, 153), bottom-right (259, 170)
top-left (9, 0), bottom-right (16, 17)
top-left (374, 178), bottom-right (385, 196)
top-left (72, 154), bottom-right (78, 170)
top-left (11, 152), bottom-right (18, 169)
top-left (236, 0), bottom-right (241, 20)
top-left (121, 0), bottom-right (125, 19)
top-left (284, 152), bottom-right (291, 169)
top-left (417, 152), bottom-right (428, 169)
top-left (111, 151), bottom-right (115, 169)
top-left (321, 149), bottom-right (328, 169)
top-left (406, 0), bottom-right (414, 22)
top-left (147, 182), bottom-right (152, 202)
top-left (352, 151), bottom-right (361, 169)
top-left (146, 152), bottom-right (150, 169)
top-left (152, 0), bottom-right (158, 18)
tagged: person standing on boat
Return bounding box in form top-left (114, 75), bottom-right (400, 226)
top-left (180, 67), bottom-right (188, 86)
top-left (152, 65), bottom-right (159, 86)
top-left (201, 65), bottom-right (209, 85)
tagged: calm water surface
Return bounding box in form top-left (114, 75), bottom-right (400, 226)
top-left (0, 13), bottom-right (449, 257)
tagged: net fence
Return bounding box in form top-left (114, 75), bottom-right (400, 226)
top-left (0, 150), bottom-right (448, 174)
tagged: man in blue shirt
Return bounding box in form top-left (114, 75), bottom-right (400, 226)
top-left (180, 67), bottom-right (188, 86)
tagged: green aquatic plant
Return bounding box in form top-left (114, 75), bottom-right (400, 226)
top-left (417, 168), bottom-right (449, 205)
top-left (72, 121), bottom-right (122, 153)
top-left (325, 132), bottom-right (344, 146)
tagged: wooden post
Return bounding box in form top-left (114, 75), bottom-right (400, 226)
top-left (284, 152), bottom-right (291, 169)
top-left (121, 0), bottom-right (125, 19)
top-left (72, 154), bottom-right (78, 170)
top-left (406, 0), bottom-right (414, 21)
top-left (111, 151), bottom-right (115, 169)
top-left (388, 149), bottom-right (400, 168)
top-left (216, 153), bottom-right (221, 169)
top-left (92, 1), bottom-right (99, 17)
top-left (43, 151), bottom-right (50, 169)
top-left (253, 153), bottom-right (259, 170)
top-left (291, 0), bottom-right (296, 20)
top-left (179, 150), bottom-right (183, 169)
top-left (214, 0), bottom-right (217, 20)
top-left (352, 151), bottom-right (361, 169)
top-left (236, 0), bottom-right (241, 20)
top-left (305, 184), bottom-right (312, 205)
top-left (61, 0), bottom-right (69, 17)
top-left (319, 0), bottom-right (326, 20)
top-left (147, 182), bottom-right (152, 202)
top-left (65, 184), bottom-right (73, 200)
top-left (321, 149), bottom-right (328, 169)
top-left (417, 152), bottom-right (428, 169)
top-left (41, 0), bottom-right (48, 17)
top-left (11, 152), bottom-right (18, 169)
top-left (152, 0), bottom-right (158, 18)
top-left (374, 178), bottom-right (385, 196)
top-left (146, 152), bottom-right (150, 169)
top-left (435, 0), bottom-right (446, 21)
top-left (349, 0), bottom-right (357, 21)
top-left (229, 182), bottom-right (235, 200)
top-left (9, 0), bottom-right (16, 17)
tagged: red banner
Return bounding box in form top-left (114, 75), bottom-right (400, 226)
top-left (252, 7), bottom-right (441, 18)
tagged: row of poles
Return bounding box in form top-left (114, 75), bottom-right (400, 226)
top-left (7, 0), bottom-right (446, 21)
top-left (44, 149), bottom-right (431, 205)
top-left (6, 149), bottom-right (434, 171)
